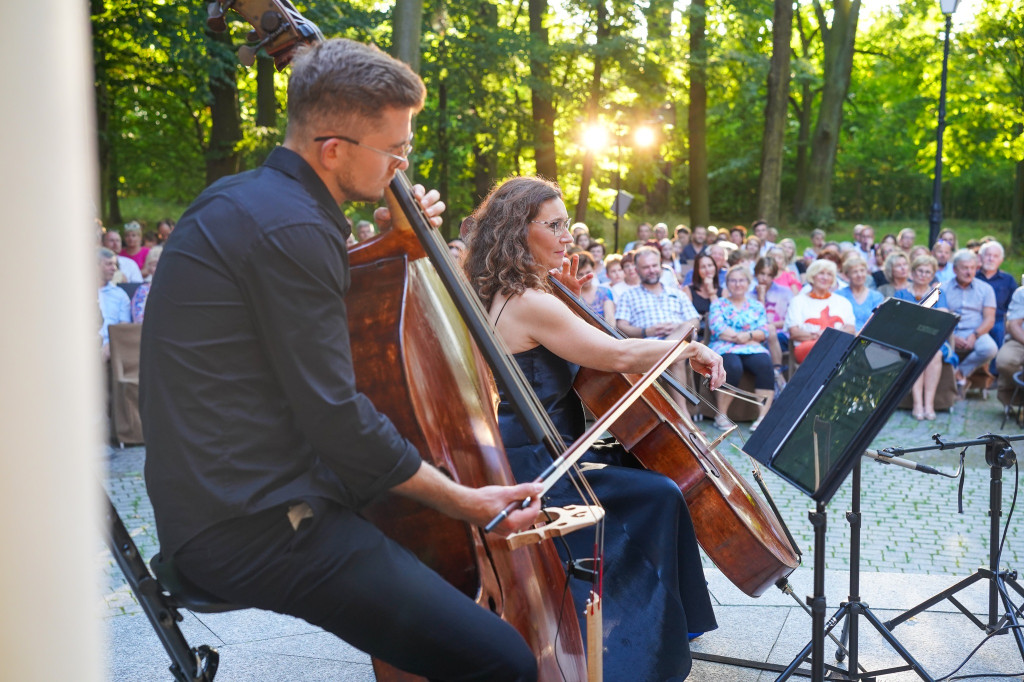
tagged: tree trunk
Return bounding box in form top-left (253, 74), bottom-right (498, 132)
top-left (94, 74), bottom-right (122, 225)
top-left (688, 0), bottom-right (710, 227)
top-left (757, 0), bottom-right (794, 226)
top-left (255, 53), bottom-right (276, 128)
top-left (644, 0), bottom-right (673, 214)
top-left (529, 0), bottom-right (557, 182)
top-left (797, 0), bottom-right (862, 226)
top-left (1012, 158), bottom-right (1024, 256)
top-left (392, 0), bottom-right (424, 75)
top-left (205, 29), bottom-right (242, 185)
top-left (575, 0), bottom-right (609, 224)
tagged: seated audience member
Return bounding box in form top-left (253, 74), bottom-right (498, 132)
top-left (447, 238), bottom-right (467, 262)
top-left (98, 248), bottom-right (132, 360)
top-left (751, 256), bottom-right (792, 369)
top-left (871, 242), bottom-right (895, 289)
top-left (604, 254), bottom-right (625, 298)
top-left (102, 230), bottom-right (143, 284)
top-left (803, 229), bottom-right (826, 266)
top-left (768, 247), bottom-right (801, 295)
top-left (622, 222), bottom-right (652, 253)
top-left (750, 220), bottom-right (774, 256)
top-left (658, 238), bottom-right (683, 284)
top-left (684, 252), bottom-right (721, 340)
top-left (571, 222), bottom-right (591, 251)
top-left (744, 236), bottom-right (762, 261)
top-left (611, 251), bottom-right (640, 301)
top-left (965, 238), bottom-right (982, 253)
top-left (355, 219), bottom-right (376, 241)
top-left (895, 255), bottom-right (951, 420)
top-left (976, 241), bottom-right (1016, 350)
top-left (682, 225), bottom-right (707, 262)
top-left (673, 225), bottom-right (691, 263)
top-left (587, 239), bottom-right (608, 281)
top-left (778, 238), bottom-right (804, 276)
top-left (852, 224), bottom-right (878, 272)
top-left (785, 259), bottom-right (856, 364)
top-left (877, 251), bottom-right (910, 298)
top-left (616, 246), bottom-right (699, 341)
top-left (143, 230), bottom-right (159, 248)
top-left (156, 218), bottom-right (175, 244)
top-left (653, 222), bottom-right (669, 241)
top-left (908, 245), bottom-right (931, 264)
top-left (682, 242), bottom-right (728, 289)
top-left (942, 249), bottom-right (998, 390)
top-left (933, 239), bottom-right (955, 283)
top-left (897, 227), bottom-right (916, 253)
top-left (996, 286), bottom-right (1024, 409)
top-left (708, 266), bottom-right (774, 429)
top-left (880, 233), bottom-right (897, 247)
top-left (837, 255), bottom-right (884, 332)
top-left (729, 225), bottom-right (746, 247)
top-left (939, 228), bottom-right (958, 251)
top-left (575, 251), bottom-right (615, 323)
top-left (131, 246), bottom-right (163, 324)
top-left (120, 221), bottom-right (150, 272)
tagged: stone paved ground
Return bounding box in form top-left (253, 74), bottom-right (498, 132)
top-left (102, 392), bottom-right (1024, 618)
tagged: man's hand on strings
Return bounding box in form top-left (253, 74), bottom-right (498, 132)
top-left (549, 252), bottom-right (593, 297)
top-left (373, 185), bottom-right (446, 232)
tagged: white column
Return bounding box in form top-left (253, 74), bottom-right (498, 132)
top-left (0, 2), bottom-right (102, 679)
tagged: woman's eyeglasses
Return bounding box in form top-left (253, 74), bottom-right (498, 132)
top-left (530, 218), bottom-right (572, 236)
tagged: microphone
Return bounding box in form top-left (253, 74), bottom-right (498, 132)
top-left (864, 449), bottom-right (941, 475)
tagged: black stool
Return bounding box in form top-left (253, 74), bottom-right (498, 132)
top-left (1001, 370), bottom-right (1024, 429)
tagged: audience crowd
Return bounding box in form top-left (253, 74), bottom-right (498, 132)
top-left (95, 212), bottom-right (1023, 429)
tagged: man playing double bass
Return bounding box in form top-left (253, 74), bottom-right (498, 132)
top-left (140, 38), bottom-right (542, 681)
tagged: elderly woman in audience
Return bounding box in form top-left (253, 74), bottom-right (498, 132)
top-left (575, 251), bottom-right (616, 324)
top-left (877, 251), bottom-right (910, 298)
top-left (897, 228), bottom-right (917, 253)
top-left (751, 256), bottom-right (792, 369)
top-left (837, 255), bottom-right (884, 331)
top-left (939, 228), bottom-right (958, 251)
top-left (708, 265), bottom-right (775, 430)
top-left (131, 246), bottom-right (163, 324)
top-left (785, 259), bottom-right (856, 364)
top-left (893, 254), bottom-right (950, 420)
top-left (120, 221), bottom-right (150, 273)
top-left (572, 222), bottom-right (591, 251)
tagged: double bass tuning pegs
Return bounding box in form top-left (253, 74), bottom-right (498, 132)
top-left (238, 44), bottom-right (259, 67)
top-left (206, 2), bottom-right (227, 32)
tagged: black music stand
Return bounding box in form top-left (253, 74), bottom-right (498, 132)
top-left (740, 299), bottom-right (957, 681)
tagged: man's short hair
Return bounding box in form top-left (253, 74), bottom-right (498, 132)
top-left (979, 240), bottom-right (1005, 259)
top-left (287, 39), bottom-right (426, 137)
top-left (952, 248), bottom-right (979, 267)
top-left (98, 247), bottom-right (116, 262)
top-left (634, 245), bottom-right (661, 264)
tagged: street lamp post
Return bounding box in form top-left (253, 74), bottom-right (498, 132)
top-left (928, 0), bottom-right (960, 248)
top-left (582, 123), bottom-right (654, 253)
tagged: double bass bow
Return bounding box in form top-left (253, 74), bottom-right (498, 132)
top-left (549, 275), bottom-right (801, 597)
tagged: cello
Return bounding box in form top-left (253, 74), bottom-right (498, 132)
top-left (548, 276), bottom-right (801, 597)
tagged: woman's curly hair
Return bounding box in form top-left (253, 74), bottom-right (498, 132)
top-left (462, 176), bottom-right (562, 309)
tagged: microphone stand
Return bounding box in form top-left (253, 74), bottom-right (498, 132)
top-left (880, 433), bottom-right (1024, 666)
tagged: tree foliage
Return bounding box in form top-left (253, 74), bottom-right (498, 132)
top-left (92, 0), bottom-right (1018, 246)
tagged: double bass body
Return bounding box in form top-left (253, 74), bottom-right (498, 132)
top-left (346, 227), bottom-right (587, 681)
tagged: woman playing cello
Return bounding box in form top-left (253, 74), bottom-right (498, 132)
top-left (463, 176), bottom-right (725, 681)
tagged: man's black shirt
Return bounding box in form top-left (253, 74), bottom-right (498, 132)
top-left (141, 147), bottom-right (422, 556)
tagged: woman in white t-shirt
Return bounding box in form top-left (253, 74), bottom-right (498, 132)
top-left (785, 259), bottom-right (856, 364)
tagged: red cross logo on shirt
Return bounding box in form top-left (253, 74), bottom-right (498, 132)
top-left (806, 306), bottom-right (844, 330)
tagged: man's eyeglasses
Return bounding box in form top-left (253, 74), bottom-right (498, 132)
top-left (530, 218), bottom-right (572, 236)
top-left (313, 134), bottom-right (413, 163)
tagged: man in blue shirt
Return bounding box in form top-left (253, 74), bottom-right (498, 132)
top-left (97, 247), bottom-right (131, 360)
top-left (942, 249), bottom-right (998, 388)
top-left (976, 240), bottom-right (1017, 349)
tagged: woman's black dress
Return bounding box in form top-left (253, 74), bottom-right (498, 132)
top-left (497, 346), bottom-right (717, 681)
